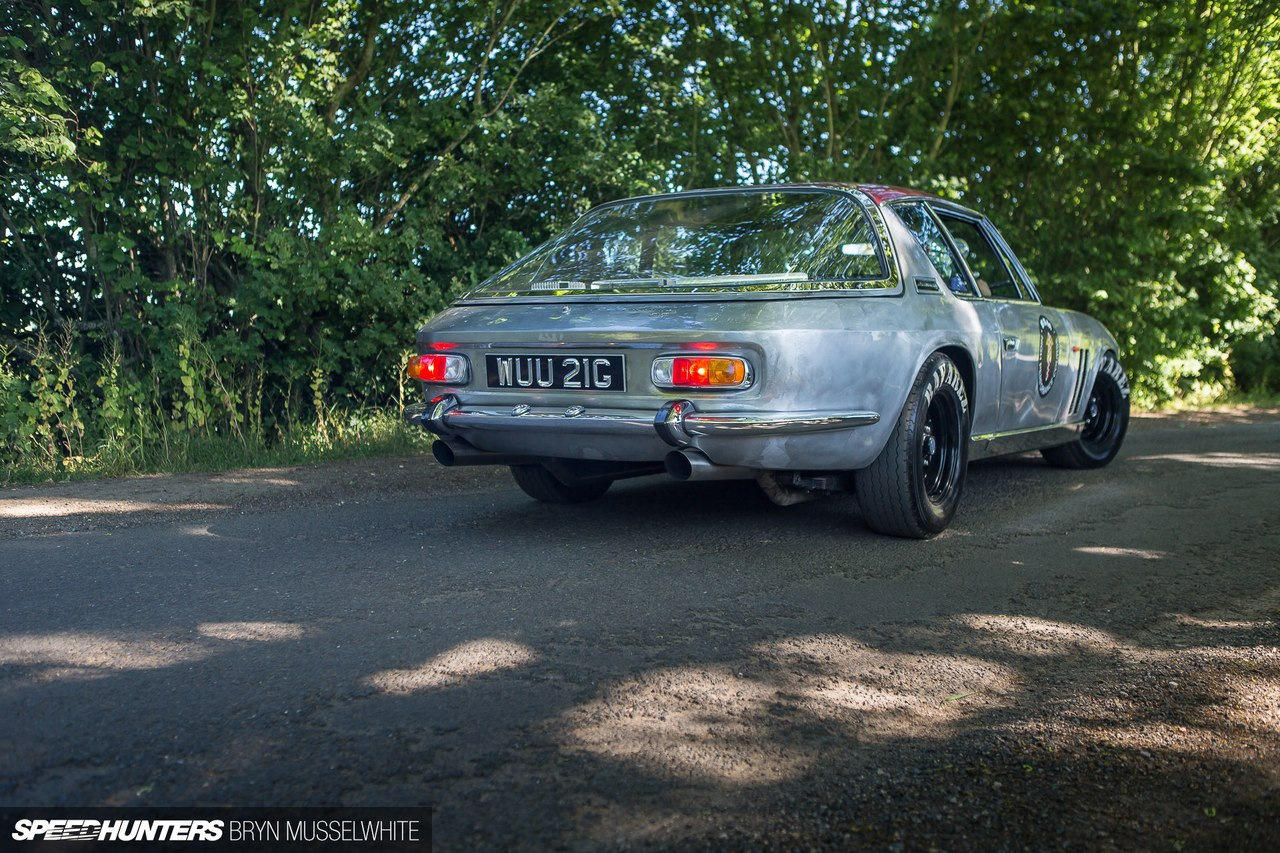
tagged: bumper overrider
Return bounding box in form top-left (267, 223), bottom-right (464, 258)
top-left (405, 394), bottom-right (879, 475)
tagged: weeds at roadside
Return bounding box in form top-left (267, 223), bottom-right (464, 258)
top-left (2, 406), bottom-right (431, 486)
top-left (1, 325), bottom-right (429, 486)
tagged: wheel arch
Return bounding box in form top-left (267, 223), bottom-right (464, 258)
top-left (935, 344), bottom-right (976, 409)
top-left (1084, 347), bottom-right (1125, 400)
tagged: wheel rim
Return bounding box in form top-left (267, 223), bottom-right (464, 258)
top-left (1080, 380), bottom-right (1123, 457)
top-left (919, 390), bottom-right (962, 503)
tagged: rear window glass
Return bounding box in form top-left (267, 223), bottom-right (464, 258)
top-left (471, 190), bottom-right (890, 297)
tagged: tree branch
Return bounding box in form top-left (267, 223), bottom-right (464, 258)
top-left (0, 196), bottom-right (67, 328)
top-left (326, 11), bottom-right (383, 126)
top-left (373, 5), bottom-right (584, 231)
top-left (0, 335), bottom-right (38, 362)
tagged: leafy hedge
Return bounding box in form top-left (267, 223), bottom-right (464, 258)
top-left (2, 1), bottom-right (1277, 473)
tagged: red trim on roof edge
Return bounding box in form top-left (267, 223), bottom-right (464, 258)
top-left (851, 184), bottom-right (938, 204)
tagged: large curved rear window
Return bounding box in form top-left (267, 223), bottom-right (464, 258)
top-left (469, 190), bottom-right (889, 297)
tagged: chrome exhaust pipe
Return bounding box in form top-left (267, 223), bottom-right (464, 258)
top-left (664, 450), bottom-right (756, 482)
top-left (432, 440), bottom-right (538, 468)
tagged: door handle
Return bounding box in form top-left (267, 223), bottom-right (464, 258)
top-left (1003, 336), bottom-right (1018, 353)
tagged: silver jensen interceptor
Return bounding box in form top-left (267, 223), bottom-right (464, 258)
top-left (404, 184), bottom-right (1129, 538)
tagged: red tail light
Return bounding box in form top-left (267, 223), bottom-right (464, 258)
top-left (407, 353), bottom-right (469, 384)
top-left (652, 356), bottom-right (751, 389)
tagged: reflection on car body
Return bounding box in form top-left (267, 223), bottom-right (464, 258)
top-left (404, 184), bottom-right (1129, 538)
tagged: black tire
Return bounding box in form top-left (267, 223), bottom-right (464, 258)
top-left (1041, 354), bottom-right (1130, 469)
top-left (857, 353), bottom-right (970, 538)
top-left (509, 464), bottom-right (612, 504)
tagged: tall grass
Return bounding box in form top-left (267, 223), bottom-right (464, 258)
top-left (54, 406), bottom-right (431, 484)
top-left (1, 328), bottom-right (430, 486)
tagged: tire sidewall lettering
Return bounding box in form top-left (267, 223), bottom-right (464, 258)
top-left (1101, 353), bottom-right (1130, 399)
top-left (919, 359), bottom-right (969, 422)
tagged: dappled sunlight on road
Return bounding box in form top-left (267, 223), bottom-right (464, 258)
top-left (556, 596), bottom-right (1278, 849)
top-left (1008, 639), bottom-right (1280, 767)
top-left (956, 613), bottom-right (1125, 657)
top-left (562, 635), bottom-right (1016, 787)
top-left (1235, 677), bottom-right (1280, 730)
top-left (208, 471), bottom-right (301, 487)
top-left (957, 610), bottom-right (1278, 671)
top-left (0, 632), bottom-right (208, 681)
top-left (364, 638), bottom-right (539, 695)
top-left (1130, 452), bottom-right (1280, 470)
top-left (196, 621), bottom-right (308, 642)
top-left (1169, 613), bottom-right (1272, 631)
top-left (0, 497), bottom-right (227, 520)
top-left (559, 594), bottom-right (1279, 803)
top-left (564, 664), bottom-right (821, 786)
top-left (1074, 546), bottom-right (1167, 560)
top-left (949, 603), bottom-right (1280, 775)
top-left (0, 466), bottom-right (308, 534)
top-left (761, 635), bottom-right (1015, 729)
top-left (0, 623), bottom-right (309, 685)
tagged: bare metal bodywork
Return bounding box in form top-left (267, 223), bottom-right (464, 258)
top-left (406, 185), bottom-right (1124, 480)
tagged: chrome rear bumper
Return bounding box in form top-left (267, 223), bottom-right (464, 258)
top-left (652, 400), bottom-right (879, 446)
top-left (405, 394), bottom-right (878, 451)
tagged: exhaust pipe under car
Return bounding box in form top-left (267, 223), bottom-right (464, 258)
top-left (431, 440), bottom-right (538, 468)
top-left (433, 441), bottom-right (666, 483)
top-left (664, 449), bottom-right (757, 482)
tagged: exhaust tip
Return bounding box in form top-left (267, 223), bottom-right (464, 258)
top-left (664, 450), bottom-right (694, 480)
top-left (432, 440), bottom-right (457, 467)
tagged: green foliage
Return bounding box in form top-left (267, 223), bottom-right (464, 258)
top-left (620, 0), bottom-right (1280, 404)
top-left (1, 0), bottom-right (1278, 479)
top-left (0, 349), bottom-right (38, 462)
top-left (0, 48), bottom-right (76, 164)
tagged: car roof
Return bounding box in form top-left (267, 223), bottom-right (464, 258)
top-left (606, 182), bottom-right (946, 208)
top-left (763, 182), bottom-right (940, 205)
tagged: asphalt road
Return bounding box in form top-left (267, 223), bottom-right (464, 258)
top-left (2, 411), bottom-right (1278, 850)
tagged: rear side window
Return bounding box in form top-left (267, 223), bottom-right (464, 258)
top-left (893, 202), bottom-right (970, 295)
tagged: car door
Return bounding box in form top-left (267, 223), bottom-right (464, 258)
top-left (929, 208), bottom-right (1076, 433)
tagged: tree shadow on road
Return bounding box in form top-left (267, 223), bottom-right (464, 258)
top-left (1, 441), bottom-right (1278, 849)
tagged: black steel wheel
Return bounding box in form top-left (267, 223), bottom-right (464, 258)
top-left (1042, 354), bottom-right (1130, 469)
top-left (857, 353), bottom-right (970, 538)
top-left (509, 464), bottom-right (612, 504)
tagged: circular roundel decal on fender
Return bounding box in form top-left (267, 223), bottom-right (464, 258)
top-left (1037, 315), bottom-right (1058, 396)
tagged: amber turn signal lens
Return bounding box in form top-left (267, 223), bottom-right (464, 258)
top-left (652, 356), bottom-right (750, 389)
top-left (407, 353), bottom-right (469, 384)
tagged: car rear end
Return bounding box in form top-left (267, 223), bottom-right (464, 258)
top-left (403, 187), bottom-right (912, 480)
